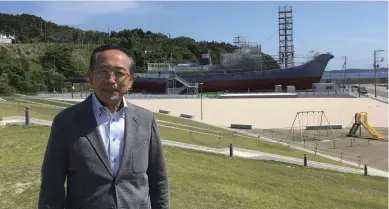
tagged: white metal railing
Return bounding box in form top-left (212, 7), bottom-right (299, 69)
top-left (159, 124), bottom-right (223, 138)
top-left (134, 73), bottom-right (171, 78)
top-left (157, 120), bottom-right (223, 136)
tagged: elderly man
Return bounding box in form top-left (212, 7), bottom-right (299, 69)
top-left (38, 44), bottom-right (169, 209)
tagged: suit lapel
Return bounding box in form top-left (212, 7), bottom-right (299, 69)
top-left (76, 95), bottom-right (114, 177)
top-left (118, 102), bottom-right (139, 176)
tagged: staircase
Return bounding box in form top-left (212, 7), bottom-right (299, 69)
top-left (174, 75), bottom-right (192, 87)
top-left (166, 74), bottom-right (199, 95)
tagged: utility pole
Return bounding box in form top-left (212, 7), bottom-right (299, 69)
top-left (374, 50), bottom-right (377, 97)
top-left (108, 26), bottom-right (110, 43)
top-left (374, 49), bottom-right (385, 97)
top-left (358, 71), bottom-right (361, 98)
top-left (341, 56), bottom-right (347, 91)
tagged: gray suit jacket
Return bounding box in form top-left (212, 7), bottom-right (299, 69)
top-left (38, 95), bottom-right (169, 209)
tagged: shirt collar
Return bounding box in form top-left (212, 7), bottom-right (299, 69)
top-left (92, 92), bottom-right (128, 118)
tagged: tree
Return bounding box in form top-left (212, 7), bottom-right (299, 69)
top-left (0, 73), bottom-right (15, 95)
top-left (0, 12), bottom-right (281, 94)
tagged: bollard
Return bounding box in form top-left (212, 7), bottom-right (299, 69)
top-left (229, 144), bottom-right (233, 157)
top-left (257, 134), bottom-right (260, 146)
top-left (304, 154), bottom-right (307, 166)
top-left (189, 127), bottom-right (192, 144)
top-left (25, 107), bottom-right (30, 125)
top-left (364, 164), bottom-right (368, 176)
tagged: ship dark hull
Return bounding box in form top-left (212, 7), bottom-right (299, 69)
top-left (131, 53), bottom-right (334, 93)
top-left (131, 77), bottom-right (322, 93)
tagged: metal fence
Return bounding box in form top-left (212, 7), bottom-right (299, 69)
top-left (157, 118), bottom-right (366, 168)
top-left (26, 90), bottom-right (361, 100)
top-left (233, 126), bottom-right (386, 168)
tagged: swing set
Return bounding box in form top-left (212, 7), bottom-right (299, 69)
top-left (286, 111), bottom-right (338, 142)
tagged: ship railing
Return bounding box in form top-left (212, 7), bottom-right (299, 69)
top-left (124, 93), bottom-right (199, 99)
top-left (169, 66), bottom-right (211, 72)
top-left (207, 91), bottom-right (352, 98)
top-left (134, 73), bottom-right (171, 79)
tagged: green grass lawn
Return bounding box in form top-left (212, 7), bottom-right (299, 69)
top-left (0, 126), bottom-right (387, 209)
top-left (3, 96), bottom-right (74, 108)
top-left (0, 101), bottom-right (63, 121)
top-left (15, 98), bottom-right (74, 108)
top-left (0, 99), bottom-right (358, 168)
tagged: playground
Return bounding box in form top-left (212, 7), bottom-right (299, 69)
top-left (250, 111), bottom-right (388, 172)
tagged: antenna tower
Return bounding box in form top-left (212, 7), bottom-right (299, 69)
top-left (278, 5), bottom-right (295, 69)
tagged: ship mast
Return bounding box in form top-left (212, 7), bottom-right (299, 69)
top-left (278, 5), bottom-right (295, 69)
top-left (232, 36), bottom-right (263, 71)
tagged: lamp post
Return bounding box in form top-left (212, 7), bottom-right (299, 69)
top-left (374, 49), bottom-right (385, 97)
top-left (358, 71), bottom-right (361, 98)
top-left (199, 83), bottom-right (203, 120)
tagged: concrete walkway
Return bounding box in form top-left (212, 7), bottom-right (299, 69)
top-left (163, 140), bottom-right (379, 177)
top-left (1, 116), bottom-right (387, 178)
top-left (1, 116), bottom-right (53, 126)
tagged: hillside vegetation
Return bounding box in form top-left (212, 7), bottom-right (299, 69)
top-left (0, 13), bottom-right (278, 95)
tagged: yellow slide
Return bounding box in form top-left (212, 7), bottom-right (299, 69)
top-left (357, 112), bottom-right (384, 140)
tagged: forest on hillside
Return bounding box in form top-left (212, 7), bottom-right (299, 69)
top-left (0, 13), bottom-right (279, 95)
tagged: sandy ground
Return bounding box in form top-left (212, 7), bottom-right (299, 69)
top-left (126, 97), bottom-right (388, 130)
top-left (250, 127), bottom-right (388, 171)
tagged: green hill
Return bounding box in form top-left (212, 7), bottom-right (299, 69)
top-left (0, 13), bottom-right (279, 95)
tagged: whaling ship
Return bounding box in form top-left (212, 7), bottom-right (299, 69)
top-left (131, 39), bottom-right (334, 94)
top-left (131, 6), bottom-right (334, 94)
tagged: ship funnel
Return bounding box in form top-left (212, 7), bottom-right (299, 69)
top-left (199, 50), bottom-right (212, 66)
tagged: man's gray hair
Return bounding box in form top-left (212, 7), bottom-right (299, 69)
top-left (89, 44), bottom-right (136, 75)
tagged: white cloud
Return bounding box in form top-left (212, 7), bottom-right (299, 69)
top-left (33, 1), bottom-right (155, 25)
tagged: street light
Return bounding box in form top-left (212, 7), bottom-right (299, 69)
top-left (374, 49), bottom-right (385, 97)
top-left (199, 83), bottom-right (204, 120)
